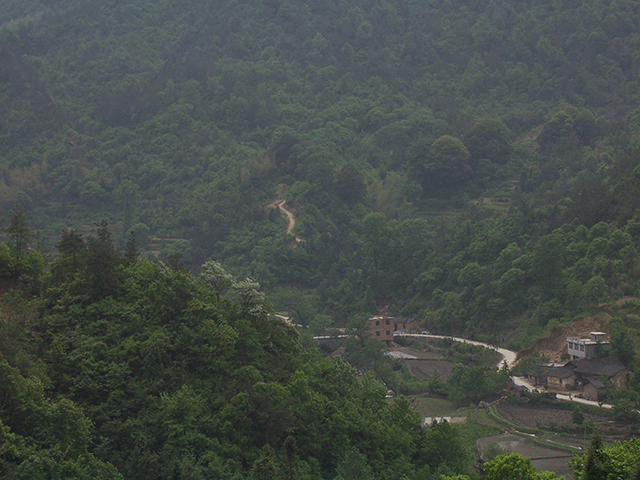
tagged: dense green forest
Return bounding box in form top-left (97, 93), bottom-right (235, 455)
top-left (3, 0), bottom-right (640, 477)
top-left (2, 0), bottom-right (640, 342)
top-left (0, 223), bottom-right (635, 479)
top-left (0, 227), bottom-right (492, 479)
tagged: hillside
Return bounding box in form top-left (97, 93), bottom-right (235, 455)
top-left (0, 232), bottom-right (427, 479)
top-left (524, 315), bottom-right (610, 362)
top-left (1, 0), bottom-right (640, 346)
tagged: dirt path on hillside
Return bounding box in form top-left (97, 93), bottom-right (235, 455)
top-left (268, 199), bottom-right (304, 244)
top-left (278, 200), bottom-right (296, 235)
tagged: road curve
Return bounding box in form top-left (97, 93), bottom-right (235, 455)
top-left (395, 333), bottom-right (612, 409)
top-left (395, 333), bottom-right (517, 369)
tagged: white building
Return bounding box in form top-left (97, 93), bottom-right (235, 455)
top-left (566, 332), bottom-right (609, 360)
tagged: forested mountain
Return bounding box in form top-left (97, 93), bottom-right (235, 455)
top-left (3, 1), bottom-right (640, 477)
top-left (2, 0), bottom-right (640, 347)
top-left (0, 229), bottom-right (480, 479)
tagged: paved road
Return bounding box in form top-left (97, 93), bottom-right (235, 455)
top-left (395, 333), bottom-right (612, 409)
top-left (394, 333), bottom-right (517, 368)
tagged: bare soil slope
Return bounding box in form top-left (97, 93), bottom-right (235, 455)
top-left (522, 316), bottom-right (609, 362)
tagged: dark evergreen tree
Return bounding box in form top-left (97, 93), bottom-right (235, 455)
top-left (583, 431), bottom-right (606, 480)
top-left (123, 231), bottom-right (138, 266)
top-left (6, 205), bottom-right (32, 261)
top-left (56, 229), bottom-right (85, 270)
top-left (572, 405), bottom-right (584, 425)
top-left (85, 221), bottom-right (120, 297)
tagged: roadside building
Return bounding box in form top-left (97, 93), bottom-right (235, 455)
top-left (543, 363), bottom-right (577, 389)
top-left (366, 315), bottom-right (420, 344)
top-left (394, 317), bottom-right (419, 332)
top-left (540, 357), bottom-right (628, 401)
top-left (566, 332), bottom-right (609, 359)
top-left (366, 316), bottom-right (394, 345)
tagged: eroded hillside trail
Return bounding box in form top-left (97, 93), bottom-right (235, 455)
top-left (268, 199), bottom-right (304, 244)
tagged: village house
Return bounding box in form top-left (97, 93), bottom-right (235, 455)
top-left (527, 333), bottom-right (628, 401)
top-left (366, 316), bottom-right (394, 345)
top-left (541, 357), bottom-right (628, 400)
top-left (543, 363), bottom-right (577, 389)
top-left (393, 317), bottom-right (419, 332)
top-left (366, 315), bottom-right (420, 344)
top-left (567, 332), bottom-right (609, 359)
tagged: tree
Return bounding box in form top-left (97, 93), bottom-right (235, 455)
top-left (421, 420), bottom-right (467, 474)
top-left (6, 205), bottom-right (32, 260)
top-left (537, 110), bottom-right (578, 154)
top-left (583, 431), bottom-right (606, 480)
top-left (574, 109), bottom-right (596, 144)
top-left (57, 229), bottom-right (85, 265)
top-left (200, 260), bottom-right (234, 301)
top-left (570, 437), bottom-right (640, 480)
top-left (270, 128), bottom-right (304, 169)
top-left (463, 119), bottom-right (513, 164)
top-left (270, 287), bottom-right (316, 326)
top-left (609, 317), bottom-right (636, 366)
top-left (123, 231), bottom-right (139, 266)
top-left (335, 163), bottom-right (365, 206)
top-left (572, 405), bottom-right (584, 425)
top-left (611, 389), bottom-right (640, 422)
top-left (421, 136), bottom-right (472, 196)
top-left (250, 444), bottom-right (279, 480)
top-left (115, 180), bottom-right (140, 235)
top-left (335, 447), bottom-right (374, 480)
top-left (54, 228), bottom-right (86, 278)
top-left (85, 221), bottom-right (120, 297)
top-left (497, 268), bottom-right (526, 313)
top-left (484, 453), bottom-right (562, 480)
top-left (362, 212), bottom-right (389, 272)
top-left (282, 436), bottom-right (298, 480)
top-left (232, 278), bottom-right (268, 317)
top-left (79, 180), bottom-right (107, 207)
top-left (530, 232), bottom-right (565, 300)
top-left (166, 252), bottom-right (191, 272)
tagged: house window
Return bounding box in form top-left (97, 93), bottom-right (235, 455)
top-left (386, 320), bottom-right (390, 325)
top-left (580, 345), bottom-right (584, 351)
top-left (386, 330), bottom-right (391, 336)
top-left (375, 320), bottom-right (380, 326)
top-left (376, 331), bottom-right (380, 336)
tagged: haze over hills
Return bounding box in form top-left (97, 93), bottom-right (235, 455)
top-left (1, 1), bottom-right (640, 478)
top-left (2, 0), bottom-right (640, 340)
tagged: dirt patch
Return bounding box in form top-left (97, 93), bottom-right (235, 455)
top-left (497, 404), bottom-right (574, 429)
top-left (495, 402), bottom-right (630, 438)
top-left (406, 359), bottom-right (455, 381)
top-left (523, 316), bottom-right (610, 362)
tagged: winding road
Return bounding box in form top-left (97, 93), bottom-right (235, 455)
top-left (395, 333), bottom-right (612, 409)
top-left (394, 333), bottom-right (517, 368)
